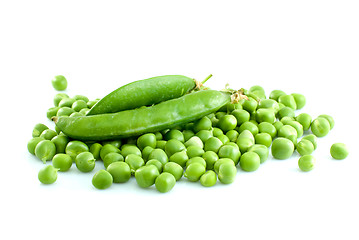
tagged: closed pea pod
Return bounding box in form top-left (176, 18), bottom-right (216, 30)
top-left (87, 75), bottom-right (209, 115)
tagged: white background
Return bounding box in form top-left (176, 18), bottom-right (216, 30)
top-left (1, 0), bottom-right (358, 239)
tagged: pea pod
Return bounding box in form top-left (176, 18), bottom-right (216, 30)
top-left (54, 90), bottom-right (230, 141)
top-left (87, 75), bottom-right (208, 115)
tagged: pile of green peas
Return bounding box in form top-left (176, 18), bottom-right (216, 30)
top-left (28, 79), bottom-right (349, 192)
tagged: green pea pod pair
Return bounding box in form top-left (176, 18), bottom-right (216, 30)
top-left (87, 75), bottom-right (205, 115)
top-left (54, 90), bottom-right (231, 141)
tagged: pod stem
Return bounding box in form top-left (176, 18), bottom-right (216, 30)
top-left (194, 74), bottom-right (213, 90)
top-left (201, 74), bottom-right (213, 84)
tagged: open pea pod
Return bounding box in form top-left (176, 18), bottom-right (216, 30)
top-left (54, 90), bottom-right (231, 141)
top-left (87, 75), bottom-right (208, 115)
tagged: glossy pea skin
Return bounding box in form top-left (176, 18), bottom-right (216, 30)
top-left (125, 154), bottom-right (145, 174)
top-left (258, 122), bottom-right (277, 138)
top-left (51, 135), bottom-right (69, 154)
top-left (72, 100), bottom-right (88, 112)
top-left (291, 93), bottom-right (306, 109)
top-left (39, 129), bottom-right (57, 140)
top-left (298, 155), bottom-right (315, 172)
top-left (135, 165), bottom-right (160, 188)
top-left (236, 130), bottom-right (254, 153)
top-left (38, 165), bottom-right (58, 184)
top-left (146, 159), bottom-right (163, 173)
top-left (271, 137), bottom-right (295, 160)
top-left (184, 136), bottom-right (203, 149)
top-left (103, 152), bottom-right (124, 168)
top-left (296, 139), bottom-right (314, 156)
top-left (53, 93), bottom-right (69, 107)
top-left (200, 170), bottom-right (217, 187)
top-left (318, 114), bottom-right (334, 130)
top-left (51, 75), bottom-right (67, 91)
top-left (238, 121), bottom-right (258, 136)
top-left (65, 140), bottom-right (89, 161)
top-left (311, 117), bottom-right (330, 137)
top-left (90, 143), bottom-right (102, 160)
top-left (47, 107), bottom-right (60, 120)
top-left (186, 145), bottom-right (205, 158)
top-left (56, 107), bottom-right (75, 117)
top-left (296, 113), bottom-right (312, 131)
top-left (52, 153), bottom-right (72, 172)
top-left (269, 90), bottom-right (286, 101)
top-left (186, 157), bottom-right (206, 168)
top-left (278, 125), bottom-right (297, 145)
top-left (35, 140), bottom-right (57, 163)
top-left (75, 152), bottom-right (96, 172)
top-left (193, 116), bottom-right (212, 133)
top-left (184, 162), bottom-right (206, 182)
top-left (106, 161), bottom-right (131, 183)
top-left (330, 143), bottom-right (349, 160)
top-left (169, 150), bottom-right (188, 168)
top-left (218, 145), bottom-right (241, 165)
top-left (248, 144), bottom-right (269, 164)
top-left (277, 107), bottom-right (295, 119)
top-left (155, 172), bottom-right (176, 193)
top-left (255, 109), bottom-right (276, 124)
top-left (92, 170), bottom-right (113, 190)
top-left (73, 95), bottom-right (89, 103)
top-left (226, 129), bottom-right (239, 142)
top-left (218, 163), bottom-right (237, 184)
top-left (195, 130), bottom-right (213, 143)
top-left (165, 139), bottom-right (186, 157)
top-left (121, 145), bottom-right (142, 158)
top-left (231, 109), bottom-right (250, 125)
top-left (27, 137), bottom-right (44, 155)
top-left (214, 158), bottom-right (235, 174)
top-left (163, 162), bottom-right (183, 181)
top-left (240, 97), bottom-right (258, 113)
top-left (302, 134), bottom-right (317, 150)
top-left (218, 115), bottom-right (237, 132)
top-left (32, 123), bottom-right (49, 138)
top-left (204, 137), bottom-right (223, 153)
top-left (240, 152), bottom-right (260, 172)
top-left (137, 133), bottom-right (157, 150)
top-left (278, 94), bottom-right (296, 110)
top-left (254, 133), bottom-right (272, 147)
top-left (148, 148), bottom-right (168, 165)
top-left (142, 146), bottom-right (154, 161)
top-left (164, 129), bottom-right (184, 142)
top-left (202, 151), bottom-right (219, 170)
top-left (100, 144), bottom-right (121, 160)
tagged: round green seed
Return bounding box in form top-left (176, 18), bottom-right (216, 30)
top-left (184, 162), bottom-right (206, 182)
top-left (330, 143), bottom-right (349, 160)
top-left (298, 155), bottom-right (315, 172)
top-left (163, 162), bottom-right (183, 181)
top-left (271, 137), bottom-right (294, 160)
top-left (38, 165), bottom-right (58, 184)
top-left (35, 140), bottom-right (57, 164)
top-left (51, 75), bottom-right (67, 91)
top-left (107, 161), bottom-right (131, 183)
top-left (311, 117), bottom-right (331, 137)
top-left (218, 163), bottom-right (237, 184)
top-left (239, 152), bottom-right (260, 172)
top-left (75, 152), bottom-right (96, 172)
top-left (92, 169), bottom-right (113, 190)
top-left (155, 172), bottom-right (176, 193)
top-left (52, 153), bottom-right (72, 172)
top-left (200, 170), bottom-right (217, 187)
top-left (135, 165), bottom-right (160, 188)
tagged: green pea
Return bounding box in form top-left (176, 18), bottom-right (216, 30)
top-left (278, 125), bottom-right (297, 145)
top-left (92, 170), bottom-right (113, 189)
top-left (204, 137), bottom-right (223, 153)
top-left (51, 75), bottom-right (67, 91)
top-left (240, 152), bottom-right (260, 172)
top-left (286, 121), bottom-right (304, 138)
top-left (218, 163), bottom-right (237, 184)
top-left (52, 153), bottom-right (72, 172)
top-left (231, 109), bottom-right (250, 125)
top-left (35, 140), bottom-right (57, 164)
top-left (163, 162), bottom-right (183, 181)
top-left (238, 121), bottom-right (258, 136)
top-left (50, 135), bottom-right (69, 154)
top-left (298, 155), bottom-right (315, 172)
top-left (296, 139), bottom-right (314, 156)
top-left (136, 133), bottom-right (157, 150)
top-left (65, 140), bottom-right (89, 161)
top-left (79, 108), bottom-right (90, 115)
top-left (184, 162), bottom-right (206, 182)
top-left (164, 129), bottom-right (184, 142)
top-left (75, 152), bottom-right (96, 172)
top-left (121, 145), bottom-right (142, 158)
top-left (330, 143), bottom-right (349, 160)
top-left (156, 140), bottom-right (167, 150)
top-left (302, 134), bottom-right (318, 150)
top-left (125, 154), bottom-right (145, 174)
top-left (271, 137), bottom-right (294, 160)
top-left (103, 152), bottom-right (124, 168)
top-left (291, 93), bottom-right (306, 109)
top-left (218, 145), bottom-right (241, 165)
top-left (69, 112), bottom-right (83, 117)
top-left (39, 129), bottom-right (57, 140)
top-left (236, 130), bottom-right (254, 153)
top-left (195, 130), bottom-right (213, 142)
top-left (73, 94), bottom-right (89, 103)
top-left (273, 121), bottom-right (284, 132)
top-left (56, 106), bottom-right (75, 117)
top-left (311, 117), bottom-right (330, 137)
top-left (165, 139), bottom-right (186, 157)
top-left (193, 116), bottom-right (212, 132)
top-left (32, 123), bottom-right (49, 138)
top-left (155, 172), bottom-right (176, 193)
top-left (184, 136), bottom-right (203, 149)
top-left (258, 99), bottom-right (280, 113)
top-left (217, 134), bottom-right (230, 145)
top-left (145, 159), bottom-right (163, 173)
top-left (135, 165), bottom-right (160, 188)
top-left (240, 97), bottom-right (258, 113)
top-left (89, 143), bottom-right (102, 160)
top-left (318, 114), bottom-right (334, 130)
top-left (254, 133), bottom-right (272, 147)
top-left (59, 98), bottom-right (76, 108)
top-left (87, 99), bottom-right (98, 109)
top-left (148, 148), bottom-right (168, 165)
top-left (269, 90), bottom-right (286, 101)
top-left (200, 170), bottom-right (217, 187)
top-left (47, 107), bottom-right (60, 120)
top-left (296, 113), bottom-right (312, 131)
top-left (225, 129), bottom-right (239, 142)
top-left (27, 137), bottom-right (44, 155)
top-left (226, 102), bottom-right (243, 112)
top-left (53, 93), bottom-right (69, 107)
top-left (278, 94), bottom-right (296, 110)
top-left (38, 165), bottom-right (58, 184)
top-left (248, 144), bottom-right (269, 164)
top-left (258, 122), bottom-right (277, 138)
top-left (142, 146), bottom-right (154, 161)
top-left (214, 158), bottom-right (235, 174)
top-left (218, 115), bottom-right (237, 132)
top-left (182, 130), bottom-right (195, 142)
top-left (107, 161), bottom-right (131, 183)
top-left (186, 145), bottom-right (205, 158)
top-left (72, 100), bottom-right (88, 112)
top-left (169, 150), bottom-right (188, 168)
top-left (212, 127), bottom-right (224, 137)
top-left (277, 106), bottom-right (295, 119)
top-left (255, 108), bottom-right (276, 124)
